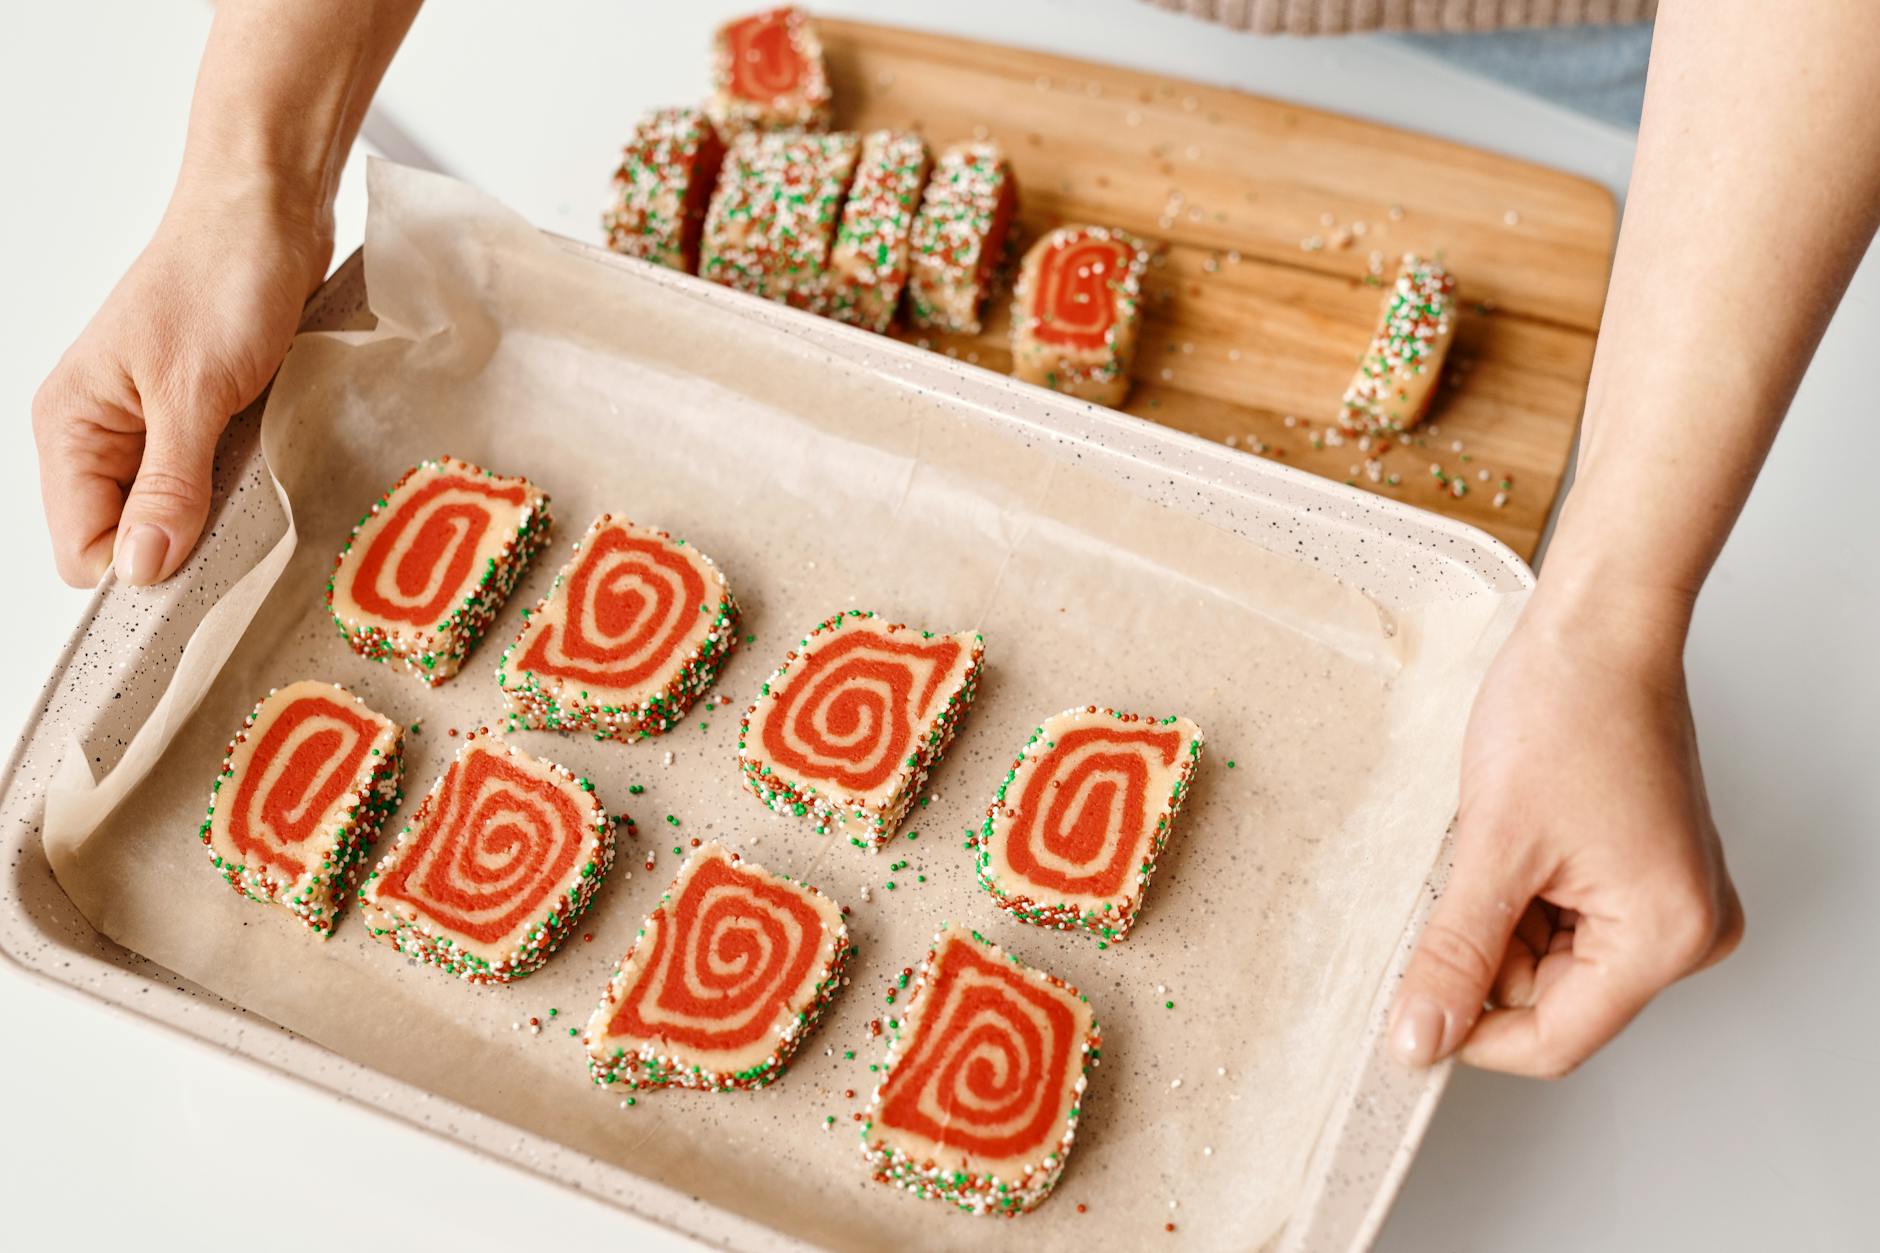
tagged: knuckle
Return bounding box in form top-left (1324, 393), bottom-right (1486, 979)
top-left (1415, 919), bottom-right (1501, 994)
top-left (129, 465), bottom-right (208, 518)
top-left (1653, 888), bottom-right (1722, 969)
top-left (1531, 1048), bottom-right (1583, 1081)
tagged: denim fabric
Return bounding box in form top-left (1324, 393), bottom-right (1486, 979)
top-left (1389, 24), bottom-right (1654, 128)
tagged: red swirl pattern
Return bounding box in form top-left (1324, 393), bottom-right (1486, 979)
top-left (1002, 725), bottom-right (1182, 898)
top-left (349, 474), bottom-right (529, 625)
top-left (227, 695), bottom-right (379, 878)
top-left (1028, 235), bottom-right (1131, 352)
top-left (877, 936), bottom-right (1079, 1162)
top-left (373, 746), bottom-right (587, 944)
top-left (724, 10), bottom-right (805, 101)
top-left (760, 629), bottom-right (963, 794)
top-left (606, 854), bottom-right (829, 1051)
top-left (514, 524), bottom-right (707, 689)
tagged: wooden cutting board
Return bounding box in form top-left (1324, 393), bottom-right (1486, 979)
top-left (820, 19), bottom-right (1617, 561)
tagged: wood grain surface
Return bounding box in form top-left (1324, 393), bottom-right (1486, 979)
top-left (821, 18), bottom-right (1618, 560)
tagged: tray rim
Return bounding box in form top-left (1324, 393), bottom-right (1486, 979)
top-left (1, 235), bottom-right (1533, 1253)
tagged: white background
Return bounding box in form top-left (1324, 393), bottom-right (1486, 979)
top-left (1, 3), bottom-right (1872, 1250)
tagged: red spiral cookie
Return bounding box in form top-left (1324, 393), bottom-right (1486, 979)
top-left (359, 735), bottom-right (617, 982)
top-left (976, 707), bottom-right (1204, 942)
top-left (327, 456), bottom-right (552, 686)
top-left (863, 925), bottom-right (1100, 1216)
top-left (737, 609), bottom-right (984, 849)
top-left (585, 843), bottom-right (851, 1092)
top-left (199, 680), bottom-right (403, 937)
top-left (498, 514), bottom-right (739, 741)
top-left (1011, 225), bottom-right (1153, 408)
top-left (706, 6), bottom-right (832, 135)
top-left (603, 108), bottom-right (726, 273)
top-left (906, 141), bottom-right (1019, 335)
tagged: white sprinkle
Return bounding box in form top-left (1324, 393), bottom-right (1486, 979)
top-left (1451, 439), bottom-right (1464, 452)
top-left (663, 751), bottom-right (675, 766)
top-left (1203, 1146), bottom-right (1215, 1157)
top-left (1216, 1066), bottom-right (1226, 1076)
top-left (1493, 491), bottom-right (1509, 508)
top-left (511, 1022), bottom-right (521, 1031)
top-left (1169, 1199), bottom-right (1180, 1211)
top-left (1159, 367), bottom-right (1174, 381)
top-left (1478, 469), bottom-right (1490, 482)
top-left (1225, 434), bottom-right (1239, 448)
top-left (1180, 341), bottom-right (1194, 354)
top-left (1319, 212), bottom-right (1335, 227)
top-left (1228, 348), bottom-right (1242, 361)
top-left (1283, 414), bottom-right (1297, 428)
top-left (1388, 204), bottom-right (1405, 221)
top-left (1156, 984), bottom-right (1168, 994)
top-left (1170, 1077), bottom-right (1183, 1090)
top-left (1126, 109), bottom-right (1143, 126)
top-left (1503, 209), bottom-right (1521, 226)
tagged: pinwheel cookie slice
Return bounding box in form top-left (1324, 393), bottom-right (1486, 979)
top-left (826, 130), bottom-right (932, 332)
top-left (977, 707), bottom-right (1204, 943)
top-left (738, 609), bottom-right (984, 850)
top-left (198, 680), bottom-right (403, 937)
top-left (603, 107), bottom-right (726, 272)
top-left (705, 5), bottom-right (832, 136)
top-left (863, 925), bottom-right (1100, 1217)
top-left (327, 456), bottom-right (552, 686)
top-left (1011, 225), bottom-right (1153, 408)
top-left (498, 514), bottom-right (739, 741)
top-left (1337, 254), bottom-right (1458, 435)
top-left (700, 129), bottom-right (861, 310)
top-left (906, 141), bottom-right (1019, 334)
top-left (359, 734), bottom-right (618, 983)
top-left (585, 843), bottom-right (852, 1092)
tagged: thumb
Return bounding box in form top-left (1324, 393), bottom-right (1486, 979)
top-left (113, 405), bottom-right (220, 586)
top-left (1389, 825), bottom-right (1541, 1067)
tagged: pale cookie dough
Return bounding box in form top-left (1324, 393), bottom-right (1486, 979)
top-left (906, 141), bottom-right (1018, 335)
top-left (1011, 225), bottom-right (1153, 407)
top-left (498, 514), bottom-right (739, 741)
top-left (585, 843), bottom-right (852, 1092)
top-left (1338, 253), bottom-right (1458, 434)
top-left (863, 925), bottom-right (1100, 1216)
top-left (199, 680), bottom-right (403, 937)
top-left (359, 734), bottom-right (619, 983)
top-left (737, 609), bottom-right (983, 850)
top-left (327, 455), bottom-right (551, 686)
top-left (976, 706), bottom-right (1204, 942)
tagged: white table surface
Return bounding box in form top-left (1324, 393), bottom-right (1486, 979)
top-left (2, 3), bottom-right (1871, 1249)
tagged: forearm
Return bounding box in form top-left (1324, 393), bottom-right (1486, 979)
top-left (173, 0), bottom-right (421, 232)
top-left (1538, 0), bottom-right (1880, 645)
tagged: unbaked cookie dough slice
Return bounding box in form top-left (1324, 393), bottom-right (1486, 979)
top-left (585, 843), bottom-right (852, 1092)
top-left (199, 680), bottom-right (403, 937)
top-left (906, 141), bottom-right (1019, 334)
top-left (700, 130), bottom-right (861, 309)
top-left (498, 514), bottom-right (739, 741)
top-left (603, 107), bottom-right (726, 272)
top-left (1010, 225), bottom-right (1153, 407)
top-left (976, 706), bottom-right (1203, 942)
top-left (327, 456), bottom-right (552, 686)
top-left (1338, 253), bottom-right (1458, 434)
top-left (737, 609), bottom-right (983, 850)
top-left (359, 734), bottom-right (619, 982)
top-left (863, 925), bottom-right (1100, 1216)
top-left (706, 5), bottom-right (832, 136)
top-left (825, 130), bottom-right (932, 332)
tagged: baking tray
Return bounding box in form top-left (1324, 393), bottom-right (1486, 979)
top-left (1, 229), bottom-right (1530, 1251)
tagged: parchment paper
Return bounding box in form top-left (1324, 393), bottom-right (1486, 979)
top-left (43, 160), bottom-right (1515, 1251)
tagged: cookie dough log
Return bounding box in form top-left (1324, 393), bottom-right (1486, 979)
top-left (603, 108), bottom-right (726, 272)
top-left (700, 130), bottom-right (861, 310)
top-left (498, 514), bottom-right (739, 741)
top-left (737, 609), bottom-right (984, 850)
top-left (976, 706), bottom-right (1203, 942)
top-left (825, 130), bottom-right (932, 332)
top-left (585, 843), bottom-right (853, 1093)
top-left (906, 141), bottom-right (1019, 335)
top-left (706, 6), bottom-right (833, 136)
top-left (1010, 225), bottom-right (1153, 407)
top-left (326, 456), bottom-right (552, 686)
top-left (359, 733), bottom-right (621, 982)
top-left (863, 925), bottom-right (1100, 1216)
top-left (1337, 253), bottom-right (1458, 435)
top-left (199, 680), bottom-right (403, 937)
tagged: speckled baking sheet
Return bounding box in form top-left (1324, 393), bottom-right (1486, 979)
top-left (12, 162), bottom-right (1528, 1252)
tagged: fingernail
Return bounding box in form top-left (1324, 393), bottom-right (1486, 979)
top-left (1391, 996), bottom-right (1446, 1067)
top-left (116, 525), bottom-right (168, 587)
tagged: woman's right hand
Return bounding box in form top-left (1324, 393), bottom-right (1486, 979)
top-left (32, 171), bottom-right (331, 588)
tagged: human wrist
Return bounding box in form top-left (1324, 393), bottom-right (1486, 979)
top-left (1526, 504), bottom-right (1695, 674)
